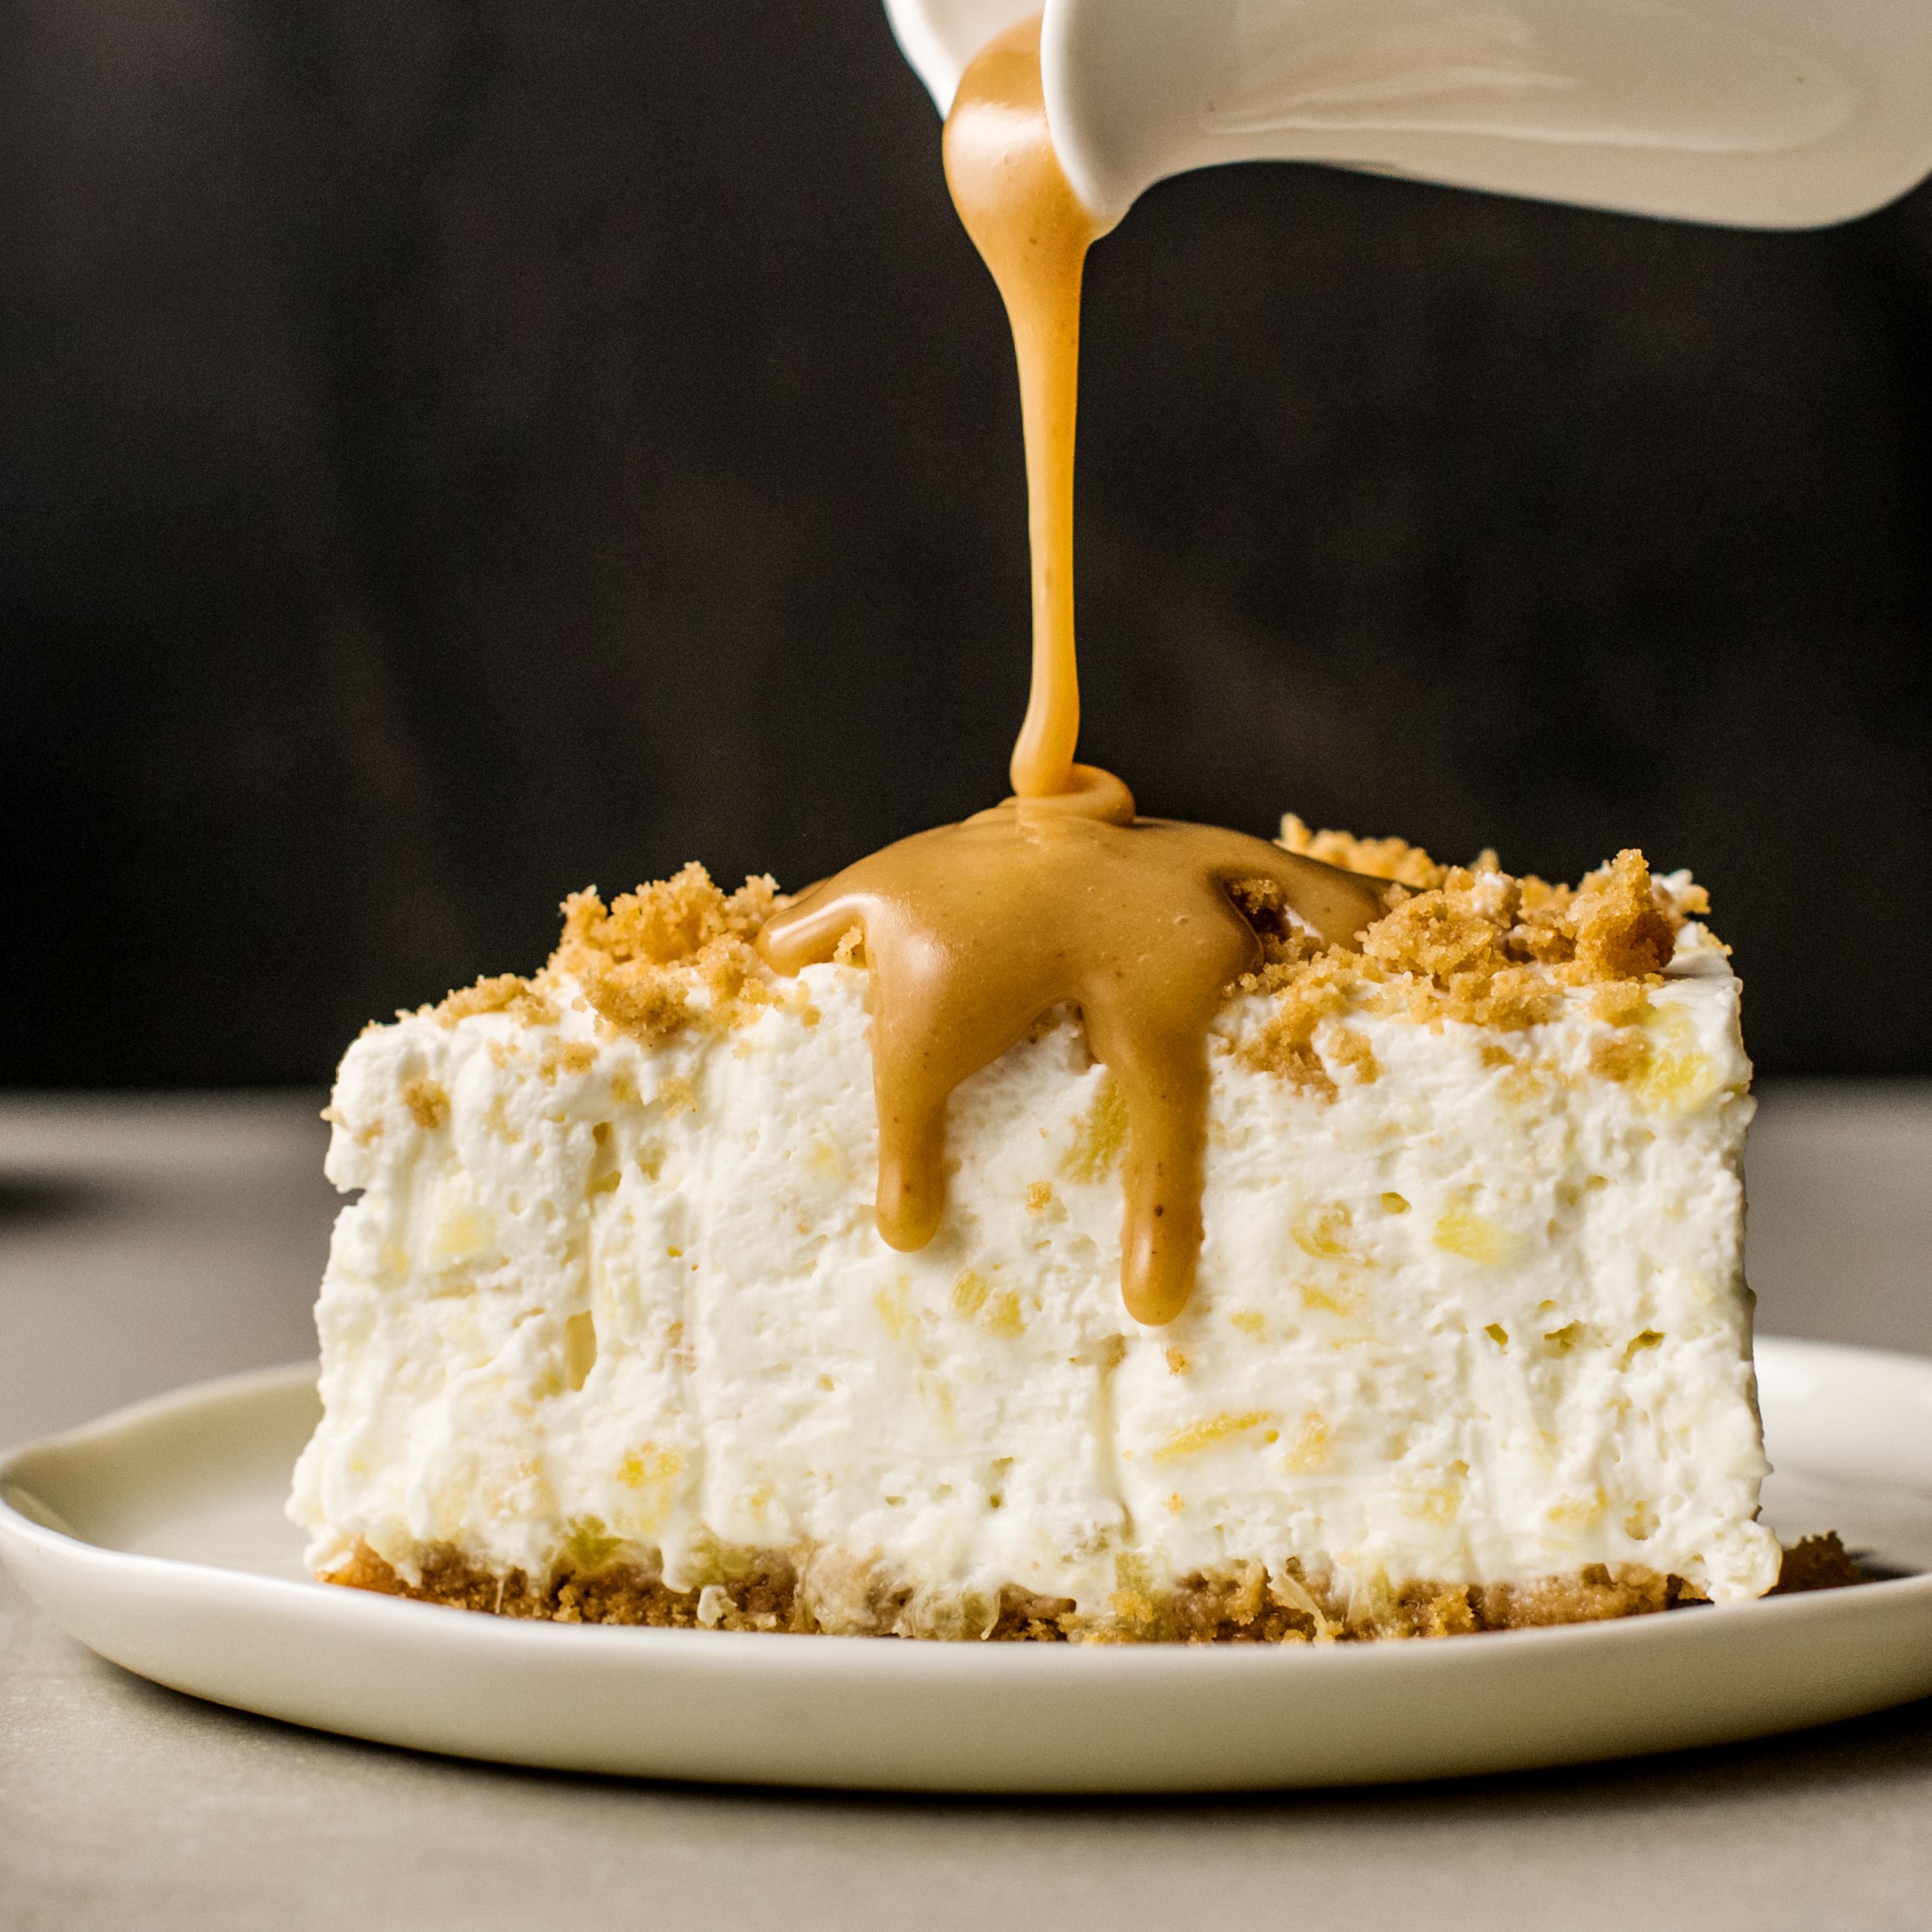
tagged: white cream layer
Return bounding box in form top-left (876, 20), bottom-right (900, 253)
top-left (291, 922), bottom-right (1779, 1624)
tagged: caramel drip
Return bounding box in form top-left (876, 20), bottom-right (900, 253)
top-left (942, 16), bottom-right (1107, 800)
top-left (755, 17), bottom-right (1385, 1324)
top-left (759, 772), bottom-right (1385, 1326)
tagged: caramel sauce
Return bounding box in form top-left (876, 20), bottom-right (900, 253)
top-left (939, 16), bottom-right (1103, 800)
top-left (757, 16), bottom-right (1385, 1324)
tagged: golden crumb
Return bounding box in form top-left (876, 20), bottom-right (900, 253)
top-left (401, 1076), bottom-right (449, 1129)
top-left (1571, 849), bottom-right (1677, 980)
top-left (1588, 982), bottom-right (1653, 1028)
top-left (1233, 954), bottom-right (1358, 1096)
top-left (548, 864), bottom-right (781, 1046)
top-left (538, 1039), bottom-right (598, 1084)
top-left (1326, 1025), bottom-right (1379, 1085)
top-left (1278, 816), bottom-right (1452, 891)
top-left (426, 972), bottom-right (560, 1030)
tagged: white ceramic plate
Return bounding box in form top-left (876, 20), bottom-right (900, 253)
top-left (4, 1336), bottom-right (1931, 1792)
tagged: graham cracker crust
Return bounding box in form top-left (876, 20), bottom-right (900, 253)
top-left (1766, 1531), bottom-right (1864, 1594)
top-left (322, 1539), bottom-right (1845, 1642)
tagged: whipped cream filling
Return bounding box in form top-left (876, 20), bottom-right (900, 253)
top-left (291, 919), bottom-right (1779, 1624)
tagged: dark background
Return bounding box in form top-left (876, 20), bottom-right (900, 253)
top-left (4, 0), bottom-right (1928, 1087)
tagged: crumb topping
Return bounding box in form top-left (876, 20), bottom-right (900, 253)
top-left (1245, 823), bottom-right (1718, 1092)
top-left (397, 826), bottom-right (1718, 1097)
top-left (550, 864), bottom-right (782, 1043)
top-left (411, 865), bottom-right (782, 1043)
top-left (421, 973), bottom-right (559, 1030)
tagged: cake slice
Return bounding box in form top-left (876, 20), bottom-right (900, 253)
top-left (291, 826), bottom-right (1779, 1639)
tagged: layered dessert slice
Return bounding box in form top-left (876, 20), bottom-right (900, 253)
top-left (291, 826), bottom-right (1780, 1638)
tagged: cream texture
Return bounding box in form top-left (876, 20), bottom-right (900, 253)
top-left (290, 917), bottom-right (1780, 1626)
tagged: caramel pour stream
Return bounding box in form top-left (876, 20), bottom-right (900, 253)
top-left (941, 16), bottom-right (1101, 801)
top-left (757, 19), bottom-right (1385, 1325)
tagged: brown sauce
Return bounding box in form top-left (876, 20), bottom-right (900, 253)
top-left (757, 16), bottom-right (1383, 1324)
top-left (938, 15), bottom-right (1102, 800)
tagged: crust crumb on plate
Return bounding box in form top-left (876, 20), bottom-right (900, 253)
top-left (1769, 1531), bottom-right (1867, 1594)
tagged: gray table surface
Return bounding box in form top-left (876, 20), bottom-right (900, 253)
top-left (2, 1085), bottom-right (1929, 1929)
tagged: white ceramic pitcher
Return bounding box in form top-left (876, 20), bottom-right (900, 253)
top-left (886, 0), bottom-right (1932, 229)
